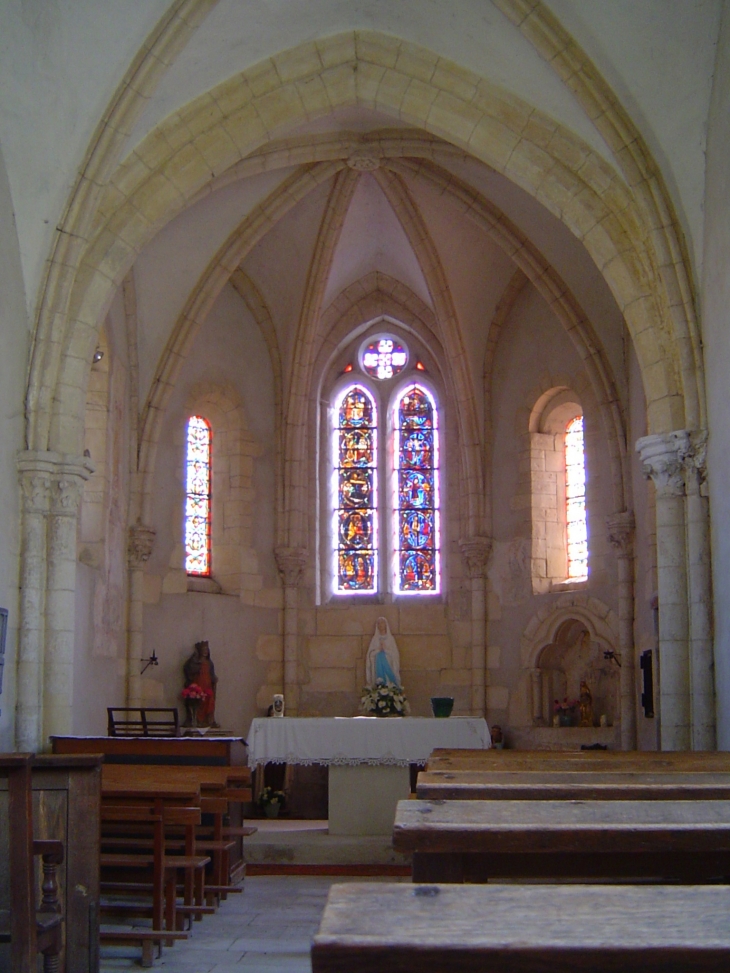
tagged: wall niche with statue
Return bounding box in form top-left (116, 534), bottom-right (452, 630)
top-left (521, 596), bottom-right (620, 731)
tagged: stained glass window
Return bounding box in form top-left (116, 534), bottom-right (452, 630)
top-left (334, 386), bottom-right (378, 592)
top-left (362, 337), bottom-right (408, 381)
top-left (394, 385), bottom-right (439, 593)
top-left (185, 415), bottom-right (212, 576)
top-left (565, 415), bottom-right (588, 580)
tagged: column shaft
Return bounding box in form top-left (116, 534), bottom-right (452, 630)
top-left (607, 511), bottom-right (636, 750)
top-left (44, 467), bottom-right (90, 742)
top-left (127, 525), bottom-right (156, 707)
top-left (637, 434), bottom-right (690, 751)
top-left (460, 538), bottom-right (491, 717)
top-left (16, 465), bottom-right (52, 751)
top-left (275, 547), bottom-right (307, 717)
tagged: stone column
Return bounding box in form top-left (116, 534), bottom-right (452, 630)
top-left (459, 537), bottom-right (491, 717)
top-left (606, 510), bottom-right (637, 750)
top-left (677, 431), bottom-right (715, 749)
top-left (274, 547), bottom-right (307, 717)
top-left (127, 523), bottom-right (156, 707)
top-left (530, 668), bottom-right (543, 723)
top-left (44, 458), bottom-right (93, 743)
top-left (637, 433), bottom-right (690, 750)
top-left (16, 455), bottom-right (54, 751)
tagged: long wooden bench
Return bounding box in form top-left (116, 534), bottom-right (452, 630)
top-left (428, 747), bottom-right (730, 771)
top-left (393, 798), bottom-right (730, 883)
top-left (417, 769), bottom-right (730, 801)
top-left (312, 882), bottom-right (730, 973)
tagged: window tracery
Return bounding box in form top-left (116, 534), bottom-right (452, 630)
top-left (334, 386), bottom-right (378, 592)
top-left (394, 384), bottom-right (440, 593)
top-left (565, 415), bottom-right (587, 580)
top-left (185, 415), bottom-right (212, 576)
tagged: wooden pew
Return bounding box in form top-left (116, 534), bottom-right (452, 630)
top-left (417, 769), bottom-right (730, 801)
top-left (0, 754), bottom-right (64, 973)
top-left (311, 882), bottom-right (730, 973)
top-left (393, 798), bottom-right (730, 883)
top-left (102, 765), bottom-right (247, 896)
top-left (427, 747), bottom-right (730, 772)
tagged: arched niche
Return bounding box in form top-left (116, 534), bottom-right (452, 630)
top-left (521, 596), bottom-right (619, 728)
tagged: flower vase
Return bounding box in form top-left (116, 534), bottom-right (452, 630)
top-left (264, 804), bottom-right (280, 819)
top-left (188, 700), bottom-right (200, 728)
top-left (559, 710), bottom-right (573, 728)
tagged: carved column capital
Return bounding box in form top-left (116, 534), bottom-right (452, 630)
top-left (274, 546), bottom-right (308, 587)
top-left (636, 432), bottom-right (686, 497)
top-left (128, 524), bottom-right (156, 567)
top-left (606, 510), bottom-right (635, 557)
top-left (459, 537), bottom-right (492, 579)
top-left (19, 470), bottom-right (52, 515)
top-left (677, 429), bottom-right (708, 495)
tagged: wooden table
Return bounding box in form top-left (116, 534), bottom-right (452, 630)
top-left (393, 798), bottom-right (730, 883)
top-left (417, 770), bottom-right (730, 801)
top-left (312, 882), bottom-right (730, 973)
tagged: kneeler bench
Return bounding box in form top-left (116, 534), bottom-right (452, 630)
top-left (312, 883), bottom-right (730, 973)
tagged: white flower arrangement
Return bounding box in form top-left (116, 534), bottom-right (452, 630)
top-left (360, 679), bottom-right (410, 717)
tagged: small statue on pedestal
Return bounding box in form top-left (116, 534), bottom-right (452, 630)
top-left (365, 617), bottom-right (402, 688)
top-left (578, 680), bottom-right (594, 727)
top-left (183, 640), bottom-right (218, 727)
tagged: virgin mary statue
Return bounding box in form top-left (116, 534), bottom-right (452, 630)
top-left (365, 617), bottom-right (402, 688)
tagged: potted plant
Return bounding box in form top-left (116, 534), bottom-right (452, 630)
top-left (258, 786), bottom-right (286, 818)
top-left (360, 680), bottom-right (410, 717)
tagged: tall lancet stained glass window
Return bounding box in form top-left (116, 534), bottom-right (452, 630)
top-left (185, 415), bottom-right (212, 576)
top-left (395, 385), bottom-right (440, 592)
top-left (335, 386), bottom-right (378, 591)
top-left (565, 415), bottom-right (588, 580)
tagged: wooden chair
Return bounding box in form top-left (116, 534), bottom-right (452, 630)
top-left (107, 707), bottom-right (179, 737)
top-left (312, 882), bottom-right (730, 973)
top-left (0, 754), bottom-right (64, 973)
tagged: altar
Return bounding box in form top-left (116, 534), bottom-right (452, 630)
top-left (246, 716), bottom-right (490, 834)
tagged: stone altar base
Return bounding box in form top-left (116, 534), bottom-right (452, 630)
top-left (328, 764), bottom-right (411, 835)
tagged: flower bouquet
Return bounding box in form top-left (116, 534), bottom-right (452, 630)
top-left (553, 697), bottom-right (578, 727)
top-left (360, 679), bottom-right (410, 717)
top-left (258, 786), bottom-right (286, 818)
top-left (181, 682), bottom-right (212, 728)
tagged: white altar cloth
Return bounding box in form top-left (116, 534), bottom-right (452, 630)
top-left (245, 716), bottom-right (490, 769)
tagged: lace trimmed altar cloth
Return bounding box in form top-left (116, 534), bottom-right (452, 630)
top-left (245, 716), bottom-right (490, 768)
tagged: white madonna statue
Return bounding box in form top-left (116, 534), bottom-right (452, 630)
top-left (365, 617), bottom-right (402, 688)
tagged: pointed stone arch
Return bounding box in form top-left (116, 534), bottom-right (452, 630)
top-left (35, 28), bottom-right (698, 466)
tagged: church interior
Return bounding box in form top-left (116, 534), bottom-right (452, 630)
top-left (2, 1), bottom-right (730, 970)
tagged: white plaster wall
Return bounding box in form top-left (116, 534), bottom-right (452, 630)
top-left (323, 173), bottom-right (431, 311)
top-left (407, 175), bottom-right (517, 429)
top-left (134, 168), bottom-right (294, 404)
top-left (124, 0), bottom-right (614, 165)
top-left (547, 0), bottom-right (722, 279)
top-left (487, 285), bottom-right (619, 738)
top-left (72, 287), bottom-right (130, 734)
top-left (243, 178), bottom-right (332, 381)
top-left (0, 0), bottom-right (170, 309)
top-left (703, 3), bottom-right (730, 749)
top-left (0, 140), bottom-right (29, 749)
top-left (141, 284), bottom-right (278, 734)
top-left (441, 155), bottom-right (629, 405)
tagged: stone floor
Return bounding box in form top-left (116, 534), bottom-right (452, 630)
top-left (100, 874), bottom-right (404, 971)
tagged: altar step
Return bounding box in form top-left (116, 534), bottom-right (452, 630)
top-left (244, 819), bottom-right (412, 875)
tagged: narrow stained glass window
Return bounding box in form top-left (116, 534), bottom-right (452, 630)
top-left (185, 415), bottom-right (212, 576)
top-left (334, 386), bottom-right (378, 592)
top-left (395, 385), bottom-right (439, 593)
top-left (565, 415), bottom-right (588, 580)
